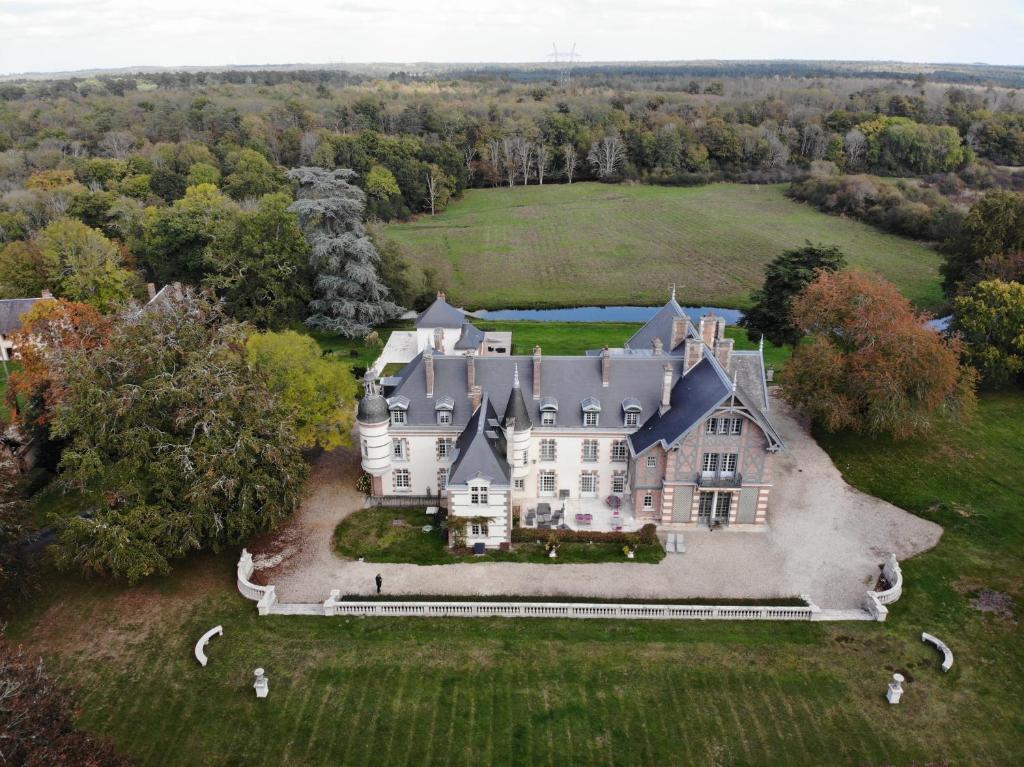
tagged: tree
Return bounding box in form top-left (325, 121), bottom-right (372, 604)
top-left (365, 164), bottom-right (400, 199)
top-left (784, 270), bottom-right (976, 439)
top-left (141, 183), bottom-right (240, 285)
top-left (535, 143), bottom-right (549, 185)
top-left (287, 167), bottom-right (403, 337)
top-left (246, 330), bottom-right (358, 450)
top-left (45, 291), bottom-right (308, 581)
top-left (424, 165), bottom-right (449, 215)
top-left (942, 191), bottom-right (1024, 295)
top-left (950, 279), bottom-right (1024, 387)
top-left (222, 148), bottom-right (287, 201)
top-left (0, 240), bottom-right (57, 298)
top-left (587, 132), bottom-right (626, 179)
top-left (741, 243), bottom-right (847, 347)
top-left (202, 192), bottom-right (311, 328)
top-left (563, 143), bottom-right (578, 183)
top-left (35, 218), bottom-right (137, 311)
top-left (0, 639), bottom-right (132, 767)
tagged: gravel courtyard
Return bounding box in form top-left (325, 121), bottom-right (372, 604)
top-left (254, 398), bottom-right (942, 610)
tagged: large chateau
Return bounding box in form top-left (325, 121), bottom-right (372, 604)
top-left (357, 292), bottom-right (784, 549)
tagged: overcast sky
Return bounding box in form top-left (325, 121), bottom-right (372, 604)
top-left (1, 0), bottom-right (1021, 75)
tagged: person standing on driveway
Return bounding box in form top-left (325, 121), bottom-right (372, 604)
top-left (375, 573), bottom-right (383, 594)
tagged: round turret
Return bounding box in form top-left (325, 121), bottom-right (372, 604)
top-left (357, 394), bottom-right (390, 424)
top-left (357, 372), bottom-right (392, 478)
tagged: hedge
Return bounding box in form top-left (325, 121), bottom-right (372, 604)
top-left (512, 523), bottom-right (659, 546)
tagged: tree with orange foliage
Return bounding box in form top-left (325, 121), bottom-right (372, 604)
top-left (784, 270), bottom-right (976, 439)
top-left (4, 299), bottom-right (110, 432)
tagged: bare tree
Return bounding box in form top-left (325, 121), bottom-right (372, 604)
top-left (462, 144), bottom-right (476, 183)
top-left (500, 136), bottom-right (517, 187)
top-left (535, 143), bottom-right (549, 185)
top-left (844, 129), bottom-right (868, 170)
top-left (425, 166), bottom-right (445, 215)
top-left (761, 127), bottom-right (790, 169)
top-left (563, 144), bottom-right (578, 183)
top-left (799, 123), bottom-right (827, 161)
top-left (486, 138), bottom-right (502, 187)
top-left (512, 136), bottom-right (533, 185)
top-left (299, 131), bottom-right (321, 164)
top-left (99, 131), bottom-right (135, 160)
top-left (587, 132), bottom-right (626, 179)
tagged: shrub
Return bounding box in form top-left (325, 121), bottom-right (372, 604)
top-left (512, 523), bottom-right (658, 547)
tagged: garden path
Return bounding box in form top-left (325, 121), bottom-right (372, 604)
top-left (254, 398), bottom-right (942, 609)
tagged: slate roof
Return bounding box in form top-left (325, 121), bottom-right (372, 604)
top-left (0, 298), bottom-right (49, 335)
top-left (447, 394), bottom-right (511, 487)
top-left (627, 358), bottom-right (733, 455)
top-left (453, 321), bottom-right (485, 350)
top-left (623, 298), bottom-right (696, 353)
top-left (501, 366), bottom-right (533, 430)
top-left (415, 295), bottom-right (466, 328)
top-left (386, 352), bottom-right (690, 430)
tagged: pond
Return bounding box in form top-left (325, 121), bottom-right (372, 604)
top-left (471, 305), bottom-right (746, 325)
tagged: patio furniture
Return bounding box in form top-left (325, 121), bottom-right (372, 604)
top-left (559, 489), bottom-right (570, 500)
top-left (525, 509), bottom-right (536, 526)
top-left (574, 513), bottom-right (593, 525)
top-left (472, 542), bottom-right (486, 556)
top-left (426, 506), bottom-right (439, 516)
top-left (605, 495), bottom-right (622, 509)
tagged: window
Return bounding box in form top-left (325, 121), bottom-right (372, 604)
top-left (393, 469), bottom-right (411, 490)
top-left (583, 411), bottom-right (599, 427)
top-left (707, 417), bottom-right (742, 435)
top-left (470, 485), bottom-right (488, 505)
top-left (646, 455), bottom-right (657, 469)
top-left (393, 439), bottom-right (407, 461)
top-left (698, 491), bottom-right (714, 522)
top-left (611, 440), bottom-right (628, 462)
top-left (705, 418), bottom-right (718, 435)
top-left (611, 474), bottom-right (626, 494)
top-left (642, 492), bottom-right (654, 511)
top-left (582, 439), bottom-right (599, 462)
top-left (715, 493), bottom-right (732, 522)
top-left (470, 522), bottom-right (488, 536)
top-left (722, 453), bottom-right (738, 474)
top-left (436, 438), bottom-right (453, 460)
top-left (514, 478), bottom-right (525, 490)
top-left (540, 439), bottom-right (556, 462)
top-left (519, 450), bottom-right (528, 467)
top-left (437, 410), bottom-right (452, 425)
top-left (541, 411), bottom-right (556, 426)
top-left (361, 439), bottom-right (368, 457)
top-left (624, 411), bottom-right (639, 427)
top-left (729, 418), bottom-right (743, 435)
top-left (702, 452), bottom-right (719, 473)
top-left (580, 472), bottom-right (598, 496)
top-left (390, 409), bottom-right (406, 425)
top-left (437, 469), bottom-right (448, 493)
top-left (539, 471), bottom-right (556, 495)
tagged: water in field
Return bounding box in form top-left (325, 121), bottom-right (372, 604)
top-left (471, 305), bottom-right (745, 324)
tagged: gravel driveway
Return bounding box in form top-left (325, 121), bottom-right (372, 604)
top-left (254, 398), bottom-right (942, 610)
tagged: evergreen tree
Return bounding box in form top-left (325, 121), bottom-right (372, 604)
top-left (287, 167), bottom-right (403, 337)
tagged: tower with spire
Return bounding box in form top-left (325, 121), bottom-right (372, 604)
top-left (356, 371), bottom-right (392, 496)
top-left (502, 365), bottom-right (533, 488)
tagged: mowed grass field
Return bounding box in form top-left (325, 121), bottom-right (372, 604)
top-left (382, 182), bottom-right (945, 311)
top-left (9, 391), bottom-right (1024, 766)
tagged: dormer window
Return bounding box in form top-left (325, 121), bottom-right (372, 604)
top-left (387, 395), bottom-right (409, 425)
top-left (435, 395), bottom-right (454, 425)
top-left (581, 397), bottom-right (601, 427)
top-left (539, 397), bottom-right (558, 426)
top-left (584, 411), bottom-right (599, 427)
top-left (542, 411), bottom-right (556, 426)
top-left (391, 410), bottom-right (406, 425)
top-left (622, 397), bottom-right (642, 427)
top-left (438, 411), bottom-right (451, 425)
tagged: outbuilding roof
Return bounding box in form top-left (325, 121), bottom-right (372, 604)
top-left (0, 297), bottom-right (48, 335)
top-left (415, 294), bottom-right (466, 329)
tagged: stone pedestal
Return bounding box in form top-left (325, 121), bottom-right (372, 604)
top-left (254, 668), bottom-right (269, 699)
top-left (886, 673), bottom-right (904, 705)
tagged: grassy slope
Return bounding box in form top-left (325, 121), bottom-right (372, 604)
top-left (383, 182), bottom-right (944, 311)
top-left (8, 392), bottom-right (1023, 766)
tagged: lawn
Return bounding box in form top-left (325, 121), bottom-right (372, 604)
top-left (333, 507), bottom-right (665, 565)
top-left (383, 182), bottom-right (945, 312)
top-left (8, 394), bottom-right (1022, 766)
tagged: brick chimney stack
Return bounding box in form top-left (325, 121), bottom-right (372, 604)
top-left (532, 345), bottom-right (542, 399)
top-left (660, 363), bottom-right (673, 414)
top-left (470, 386), bottom-right (482, 411)
top-left (699, 314), bottom-right (716, 347)
top-left (467, 352), bottom-right (476, 390)
top-left (424, 347), bottom-right (434, 398)
top-left (714, 337), bottom-right (734, 372)
top-left (683, 337), bottom-right (702, 373)
top-left (670, 316), bottom-right (688, 350)
top-left (652, 337), bottom-right (663, 355)
top-left (601, 346), bottom-right (611, 387)
top-left (715, 317), bottom-right (727, 341)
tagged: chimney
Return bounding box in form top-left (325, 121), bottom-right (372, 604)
top-left (699, 314), bottom-right (716, 347)
top-left (470, 386), bottom-right (482, 411)
top-left (433, 327), bottom-right (444, 353)
top-left (601, 346), bottom-right (611, 387)
top-left (670, 316), bottom-right (687, 350)
top-left (683, 337), bottom-right (702, 373)
top-left (424, 347), bottom-right (434, 398)
top-left (172, 282), bottom-right (183, 299)
top-left (145, 282), bottom-right (156, 300)
top-left (467, 352), bottom-right (476, 390)
top-left (532, 345), bottom-right (542, 399)
top-left (714, 337), bottom-right (734, 372)
top-left (652, 337), bottom-right (663, 355)
top-left (40, 288), bottom-right (53, 299)
top-left (660, 363), bottom-right (673, 414)
top-left (715, 317), bottom-right (727, 341)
